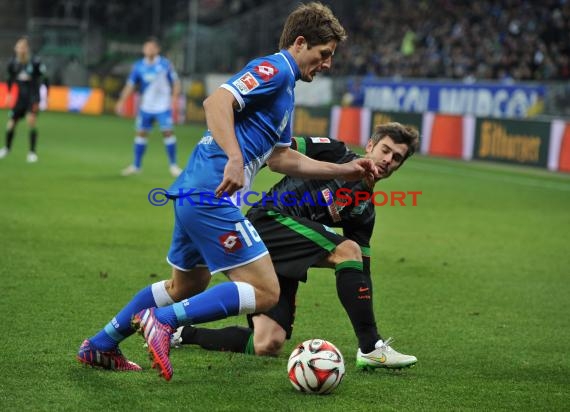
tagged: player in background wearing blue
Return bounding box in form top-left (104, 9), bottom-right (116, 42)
top-left (115, 37), bottom-right (182, 177)
top-left (78, 2), bottom-right (378, 380)
top-left (0, 37), bottom-right (48, 163)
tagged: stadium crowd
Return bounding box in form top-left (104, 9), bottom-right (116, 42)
top-left (332, 0), bottom-right (570, 81)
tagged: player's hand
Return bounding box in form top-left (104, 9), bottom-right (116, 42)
top-left (114, 100), bottom-right (124, 116)
top-left (215, 156), bottom-right (244, 197)
top-left (5, 95), bottom-right (11, 108)
top-left (339, 158), bottom-right (379, 182)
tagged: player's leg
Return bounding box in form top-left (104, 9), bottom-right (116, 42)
top-left (323, 241), bottom-right (417, 369)
top-left (0, 107), bottom-right (23, 158)
top-left (158, 110), bottom-right (181, 177)
top-left (247, 210), bottom-right (379, 356)
top-left (250, 276), bottom-right (297, 356)
top-left (77, 265), bottom-right (210, 367)
top-left (139, 202), bottom-right (280, 329)
top-left (173, 314), bottom-right (285, 355)
top-left (78, 211), bottom-right (211, 370)
top-left (133, 255), bottom-right (278, 380)
top-left (77, 265), bottom-right (211, 371)
top-left (86, 266), bottom-right (210, 348)
top-left (319, 239), bottom-right (380, 353)
top-left (25, 105), bottom-right (39, 163)
top-left (141, 254), bottom-right (279, 330)
top-left (254, 209), bottom-right (415, 368)
top-left (121, 111), bottom-right (151, 175)
top-left (175, 275), bottom-right (297, 356)
top-left (131, 203), bottom-right (280, 379)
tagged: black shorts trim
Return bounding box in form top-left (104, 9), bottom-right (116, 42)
top-left (246, 207), bottom-right (346, 281)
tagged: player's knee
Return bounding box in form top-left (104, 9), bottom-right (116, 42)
top-left (251, 314), bottom-right (286, 356)
top-left (267, 280), bottom-right (281, 309)
top-left (167, 268), bottom-right (210, 301)
top-left (334, 240), bottom-right (362, 262)
top-left (256, 337), bottom-right (285, 356)
top-left (254, 283), bottom-right (280, 312)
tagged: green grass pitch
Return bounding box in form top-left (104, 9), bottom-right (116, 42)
top-left (0, 110), bottom-right (569, 411)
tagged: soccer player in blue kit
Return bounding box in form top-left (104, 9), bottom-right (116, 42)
top-left (115, 37), bottom-right (182, 177)
top-left (77, 2), bottom-right (378, 381)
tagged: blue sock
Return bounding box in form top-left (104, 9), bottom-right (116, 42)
top-left (90, 281), bottom-right (173, 351)
top-left (164, 135), bottom-right (177, 165)
top-left (133, 136), bottom-right (147, 168)
top-left (155, 282), bottom-right (256, 328)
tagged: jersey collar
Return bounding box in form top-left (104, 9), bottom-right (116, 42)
top-left (277, 49), bottom-right (301, 81)
top-left (144, 55), bottom-right (160, 65)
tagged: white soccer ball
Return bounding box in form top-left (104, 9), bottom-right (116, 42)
top-left (287, 338), bottom-right (345, 394)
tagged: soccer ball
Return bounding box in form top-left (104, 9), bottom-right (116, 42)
top-left (287, 339), bottom-right (345, 394)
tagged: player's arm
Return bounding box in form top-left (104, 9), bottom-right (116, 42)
top-left (6, 61), bottom-right (15, 90)
top-left (40, 61), bottom-right (49, 91)
top-left (115, 64), bottom-right (139, 115)
top-left (5, 61), bottom-right (14, 106)
top-left (203, 87), bottom-right (244, 196)
top-left (169, 64), bottom-right (181, 109)
top-left (292, 136), bottom-right (351, 162)
top-left (266, 146), bottom-right (379, 182)
top-left (115, 82), bottom-right (136, 115)
top-left (171, 78), bottom-right (181, 109)
top-left (35, 58), bottom-right (49, 94)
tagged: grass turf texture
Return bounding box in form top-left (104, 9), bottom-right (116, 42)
top-left (0, 110), bottom-right (569, 411)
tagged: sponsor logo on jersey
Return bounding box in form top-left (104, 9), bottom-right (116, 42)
top-left (219, 231), bottom-right (243, 252)
top-left (198, 135), bottom-right (214, 145)
top-left (321, 188), bottom-right (341, 222)
top-left (277, 109), bottom-right (290, 136)
top-left (143, 72), bottom-right (157, 82)
top-left (17, 70), bottom-right (31, 81)
top-left (254, 61), bottom-right (279, 81)
top-left (310, 137), bottom-right (331, 143)
top-left (351, 200), bottom-right (370, 216)
top-left (233, 72), bottom-right (259, 94)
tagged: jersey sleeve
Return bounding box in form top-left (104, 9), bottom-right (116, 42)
top-left (32, 57), bottom-right (49, 88)
top-left (221, 57), bottom-right (287, 112)
top-left (292, 136), bottom-right (351, 162)
top-left (126, 63), bottom-right (140, 87)
top-left (166, 59), bottom-right (179, 85)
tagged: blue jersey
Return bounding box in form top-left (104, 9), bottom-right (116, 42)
top-left (127, 56), bottom-right (178, 113)
top-left (169, 50), bottom-right (301, 202)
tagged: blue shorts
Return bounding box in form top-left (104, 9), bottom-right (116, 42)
top-left (136, 109), bottom-right (173, 132)
top-left (166, 198), bottom-right (269, 274)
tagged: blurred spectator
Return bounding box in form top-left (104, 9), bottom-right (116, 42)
top-left (332, 0), bottom-right (570, 81)
top-left (61, 56), bottom-right (88, 87)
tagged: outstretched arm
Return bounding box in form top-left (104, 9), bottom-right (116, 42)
top-left (266, 146), bottom-right (378, 182)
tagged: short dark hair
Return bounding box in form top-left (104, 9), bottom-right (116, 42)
top-left (370, 122), bottom-right (420, 161)
top-left (144, 36), bottom-right (160, 46)
top-left (279, 2), bottom-right (347, 49)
